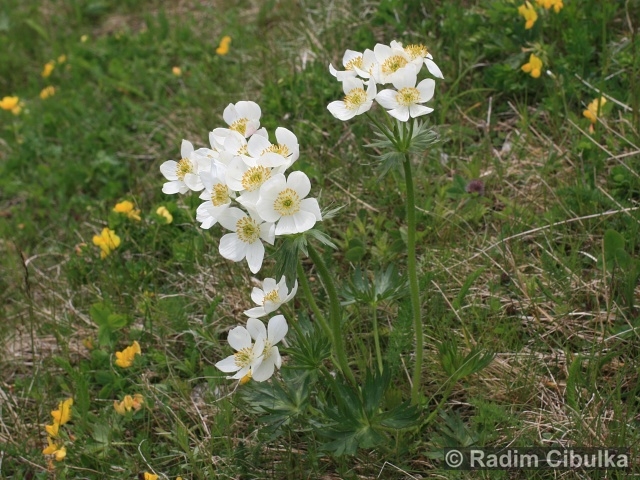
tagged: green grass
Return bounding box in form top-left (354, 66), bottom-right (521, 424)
top-left (1, 0), bottom-right (639, 478)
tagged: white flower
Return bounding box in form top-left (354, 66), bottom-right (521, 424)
top-left (245, 276), bottom-right (298, 318)
top-left (217, 207), bottom-right (275, 273)
top-left (223, 101), bottom-right (262, 138)
top-left (398, 41), bottom-right (444, 79)
top-left (246, 315), bottom-right (288, 382)
top-left (214, 325), bottom-right (265, 380)
top-left (256, 171), bottom-right (322, 235)
top-left (376, 66), bottom-right (435, 122)
top-left (160, 140), bottom-right (209, 194)
top-left (371, 42), bottom-right (415, 85)
top-left (329, 49), bottom-right (363, 81)
top-left (247, 127), bottom-right (299, 171)
top-left (196, 162), bottom-right (234, 229)
top-left (327, 77), bottom-right (377, 121)
top-left (226, 157), bottom-right (274, 209)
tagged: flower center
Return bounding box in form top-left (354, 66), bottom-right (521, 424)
top-left (211, 183), bottom-right (230, 207)
top-left (262, 144), bottom-right (290, 157)
top-left (229, 118), bottom-right (249, 135)
top-left (263, 289), bottom-right (280, 303)
top-left (262, 340), bottom-right (273, 360)
top-left (381, 55), bottom-right (408, 74)
top-left (345, 56), bottom-right (363, 71)
top-left (235, 217), bottom-right (261, 243)
top-left (176, 158), bottom-right (194, 181)
top-left (344, 88), bottom-right (367, 110)
top-left (396, 87), bottom-right (420, 106)
top-left (241, 165), bottom-right (271, 192)
top-left (273, 188), bottom-right (301, 216)
top-left (237, 144), bottom-right (249, 156)
top-left (234, 346), bottom-right (255, 367)
top-left (404, 44), bottom-right (428, 60)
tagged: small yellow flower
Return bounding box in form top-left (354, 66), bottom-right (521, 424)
top-left (53, 446), bottom-right (67, 461)
top-left (51, 398), bottom-right (73, 426)
top-left (43, 437), bottom-right (66, 461)
top-left (156, 206), bottom-right (173, 224)
top-left (113, 200), bottom-right (141, 221)
top-left (81, 34), bottom-right (88, 43)
top-left (536, 0), bottom-right (563, 11)
top-left (521, 53), bottom-right (543, 78)
top-left (0, 96), bottom-right (19, 111)
top-left (42, 61), bottom-right (55, 78)
top-left (240, 371), bottom-right (252, 385)
top-left (583, 96), bottom-right (607, 124)
top-left (144, 473), bottom-right (159, 480)
top-left (92, 227), bottom-right (121, 259)
top-left (216, 35), bottom-right (231, 55)
top-left (57, 54), bottom-right (67, 64)
top-left (114, 340), bottom-right (141, 368)
top-left (518, 2), bottom-right (538, 29)
top-left (45, 422), bottom-right (60, 437)
top-left (40, 86), bottom-right (56, 100)
top-left (172, 66), bottom-right (182, 76)
top-left (115, 393), bottom-right (145, 414)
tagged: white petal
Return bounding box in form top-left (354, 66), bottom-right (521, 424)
top-left (387, 107), bottom-right (410, 122)
top-left (251, 356), bottom-right (276, 382)
top-left (219, 233), bottom-right (247, 262)
top-left (180, 140), bottom-right (194, 159)
top-left (244, 306), bottom-right (267, 318)
top-left (235, 101), bottom-right (261, 122)
top-left (300, 198), bottom-right (322, 220)
top-left (247, 133), bottom-right (272, 158)
top-left (245, 241), bottom-right (265, 274)
top-left (284, 280), bottom-right (298, 302)
top-left (291, 210), bottom-right (318, 233)
top-left (227, 326), bottom-right (252, 350)
top-left (376, 89), bottom-right (399, 109)
top-left (162, 181), bottom-right (183, 195)
top-left (260, 222), bottom-right (276, 244)
top-left (409, 104), bottom-right (434, 118)
top-left (425, 58), bottom-right (444, 79)
top-left (251, 287), bottom-right (266, 305)
top-left (215, 355), bottom-right (240, 373)
top-left (263, 278), bottom-right (278, 291)
top-left (416, 78), bottom-right (436, 102)
top-left (160, 160), bottom-right (178, 180)
top-left (268, 315), bottom-right (288, 344)
top-left (327, 101), bottom-right (356, 121)
top-left (217, 207), bottom-right (245, 231)
top-left (247, 318), bottom-right (267, 340)
top-left (183, 172), bottom-right (204, 191)
top-left (274, 215), bottom-right (297, 235)
top-left (287, 171), bottom-right (311, 199)
top-left (223, 104), bottom-right (238, 125)
top-left (391, 65), bottom-right (418, 90)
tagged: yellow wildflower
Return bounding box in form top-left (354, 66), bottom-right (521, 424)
top-left (81, 34), bottom-right (88, 43)
top-left (517, 2), bottom-right (538, 29)
top-left (114, 340), bottom-right (141, 368)
top-left (156, 206), bottom-right (173, 224)
top-left (583, 96), bottom-right (606, 124)
top-left (45, 422), bottom-right (60, 437)
top-left (240, 371), bottom-right (252, 385)
top-left (216, 35), bottom-right (231, 55)
top-left (144, 473), bottom-right (159, 480)
top-left (43, 437), bottom-right (66, 461)
top-left (82, 337), bottom-right (94, 350)
top-left (114, 393), bottom-right (144, 414)
top-left (42, 61), bottom-right (55, 78)
top-left (40, 86), bottom-right (56, 100)
top-left (0, 96), bottom-right (19, 111)
top-left (51, 398), bottom-right (73, 426)
top-left (521, 53), bottom-right (543, 78)
top-left (113, 200), bottom-right (141, 221)
top-left (536, 0), bottom-right (563, 12)
top-left (54, 446), bottom-right (66, 461)
top-left (92, 227), bottom-right (121, 259)
top-left (172, 66), bottom-right (182, 76)
top-left (57, 54), bottom-right (67, 64)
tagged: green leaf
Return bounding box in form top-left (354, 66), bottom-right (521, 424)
top-left (90, 303), bottom-right (111, 327)
top-left (603, 229), bottom-right (631, 269)
top-left (453, 268), bottom-right (485, 309)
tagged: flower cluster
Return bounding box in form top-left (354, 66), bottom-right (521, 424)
top-left (160, 100), bottom-right (322, 274)
top-left (113, 393), bottom-right (144, 414)
top-left (93, 227), bottom-right (121, 259)
top-left (518, 0), bottom-right (563, 30)
top-left (327, 40), bottom-right (443, 122)
top-left (43, 398), bottom-right (73, 462)
top-left (159, 101), bottom-right (323, 382)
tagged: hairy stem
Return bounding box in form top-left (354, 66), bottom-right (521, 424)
top-left (296, 259), bottom-right (333, 340)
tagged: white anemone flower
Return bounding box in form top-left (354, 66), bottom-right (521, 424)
top-left (245, 276), bottom-right (298, 318)
top-left (223, 101), bottom-right (262, 138)
top-left (226, 156), bottom-right (275, 209)
top-left (196, 162), bottom-right (234, 229)
top-left (396, 41), bottom-right (444, 79)
top-left (215, 324), bottom-right (265, 380)
top-left (246, 315), bottom-right (288, 382)
top-left (371, 42), bottom-right (415, 85)
top-left (256, 171), bottom-right (322, 235)
top-left (160, 140), bottom-right (209, 194)
top-left (247, 127), bottom-right (299, 171)
top-left (352, 48), bottom-right (378, 81)
top-left (329, 49), bottom-right (363, 81)
top-left (327, 77), bottom-right (377, 121)
top-left (376, 66), bottom-right (435, 122)
top-left (217, 207), bottom-right (275, 273)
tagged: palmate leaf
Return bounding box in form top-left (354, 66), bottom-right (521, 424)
top-left (317, 368), bottom-right (419, 456)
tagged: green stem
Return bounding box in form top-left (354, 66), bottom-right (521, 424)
top-left (296, 260), bottom-right (333, 340)
top-left (371, 304), bottom-right (383, 373)
top-left (403, 154), bottom-right (424, 405)
top-left (307, 243), bottom-right (356, 385)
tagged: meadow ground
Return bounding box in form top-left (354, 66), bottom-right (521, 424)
top-left (1, 0), bottom-right (639, 478)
